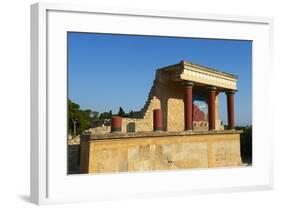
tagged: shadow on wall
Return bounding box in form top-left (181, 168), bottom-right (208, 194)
top-left (127, 122), bottom-right (136, 132)
top-left (68, 144), bottom-right (80, 174)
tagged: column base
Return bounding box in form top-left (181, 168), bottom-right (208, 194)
top-left (227, 128), bottom-right (235, 131)
top-left (111, 127), bottom-right (121, 132)
top-left (154, 128), bottom-right (163, 132)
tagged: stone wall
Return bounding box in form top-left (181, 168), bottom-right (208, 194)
top-left (80, 131), bottom-right (242, 173)
top-left (122, 96), bottom-right (161, 132)
top-left (67, 135), bottom-right (80, 145)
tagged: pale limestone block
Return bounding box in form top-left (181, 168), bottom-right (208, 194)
top-left (119, 160), bottom-right (128, 172)
top-left (139, 145), bottom-right (150, 160)
top-left (128, 147), bottom-right (139, 161)
top-left (211, 140), bottom-right (242, 167)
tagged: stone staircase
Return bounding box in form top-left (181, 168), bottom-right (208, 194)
top-left (131, 81), bottom-right (156, 119)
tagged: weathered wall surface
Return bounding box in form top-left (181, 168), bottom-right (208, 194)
top-left (122, 96), bottom-right (161, 132)
top-left (155, 81), bottom-right (185, 131)
top-left (80, 131), bottom-right (242, 173)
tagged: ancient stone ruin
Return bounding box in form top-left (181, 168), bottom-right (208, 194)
top-left (80, 60), bottom-right (242, 173)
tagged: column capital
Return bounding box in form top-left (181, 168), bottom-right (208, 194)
top-left (206, 86), bottom-right (217, 92)
top-left (181, 81), bottom-right (194, 88)
top-left (225, 90), bottom-right (237, 95)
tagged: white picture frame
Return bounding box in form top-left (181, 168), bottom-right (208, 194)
top-left (30, 2), bottom-right (274, 205)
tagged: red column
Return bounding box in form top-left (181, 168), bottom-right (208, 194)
top-left (226, 91), bottom-right (235, 129)
top-left (183, 82), bottom-right (194, 131)
top-left (208, 86), bottom-right (216, 130)
top-left (111, 116), bottom-right (122, 132)
top-left (153, 109), bottom-right (162, 131)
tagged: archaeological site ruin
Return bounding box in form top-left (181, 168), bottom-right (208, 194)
top-left (79, 60), bottom-right (243, 174)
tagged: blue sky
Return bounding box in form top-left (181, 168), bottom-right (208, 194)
top-left (68, 32), bottom-right (252, 126)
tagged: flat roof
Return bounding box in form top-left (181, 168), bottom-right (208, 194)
top-left (158, 60), bottom-right (238, 79)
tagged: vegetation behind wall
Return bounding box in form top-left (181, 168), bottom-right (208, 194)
top-left (236, 125), bottom-right (252, 165)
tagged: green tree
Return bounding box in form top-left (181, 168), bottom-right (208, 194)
top-left (99, 110), bottom-right (112, 119)
top-left (90, 111), bottom-right (99, 120)
top-left (236, 125), bottom-right (252, 164)
top-left (118, 107), bottom-right (126, 117)
top-left (68, 99), bottom-right (91, 137)
top-left (128, 110), bottom-right (134, 117)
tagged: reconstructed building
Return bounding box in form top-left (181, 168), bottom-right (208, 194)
top-left (80, 61), bottom-right (242, 173)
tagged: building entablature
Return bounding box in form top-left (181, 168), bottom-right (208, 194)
top-left (157, 60), bottom-right (238, 91)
